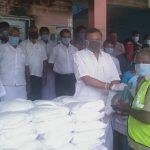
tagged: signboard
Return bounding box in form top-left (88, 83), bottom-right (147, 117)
top-left (0, 16), bottom-right (31, 40)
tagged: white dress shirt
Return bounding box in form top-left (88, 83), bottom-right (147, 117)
top-left (111, 56), bottom-right (122, 75)
top-left (20, 39), bottom-right (47, 77)
top-left (49, 43), bottom-right (78, 74)
top-left (73, 49), bottom-right (120, 101)
top-left (0, 43), bottom-right (27, 86)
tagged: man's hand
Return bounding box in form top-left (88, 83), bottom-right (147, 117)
top-left (112, 101), bottom-right (130, 113)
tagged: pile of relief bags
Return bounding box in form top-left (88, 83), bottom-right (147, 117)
top-left (0, 97), bottom-right (108, 150)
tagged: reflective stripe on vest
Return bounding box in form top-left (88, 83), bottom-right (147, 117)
top-left (128, 80), bottom-right (150, 147)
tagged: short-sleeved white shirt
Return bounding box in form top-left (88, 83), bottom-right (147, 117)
top-left (73, 49), bottom-right (120, 101)
top-left (20, 39), bottom-right (47, 77)
top-left (39, 40), bottom-right (57, 58)
top-left (49, 43), bottom-right (78, 74)
top-left (0, 43), bottom-right (27, 86)
top-left (111, 56), bottom-right (122, 75)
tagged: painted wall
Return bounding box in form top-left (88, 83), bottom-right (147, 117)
top-left (0, 0), bottom-right (72, 27)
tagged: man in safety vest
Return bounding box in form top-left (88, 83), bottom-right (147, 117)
top-left (114, 48), bottom-right (150, 150)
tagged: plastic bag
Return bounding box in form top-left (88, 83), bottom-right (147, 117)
top-left (111, 85), bottom-right (133, 106)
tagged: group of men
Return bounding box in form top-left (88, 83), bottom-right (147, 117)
top-left (0, 22), bottom-right (150, 150)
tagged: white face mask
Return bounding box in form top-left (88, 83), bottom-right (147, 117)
top-left (132, 36), bottom-right (139, 42)
top-left (104, 47), bottom-right (114, 54)
top-left (144, 40), bottom-right (150, 46)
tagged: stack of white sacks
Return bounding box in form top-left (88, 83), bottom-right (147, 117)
top-left (30, 100), bottom-right (73, 149)
top-left (54, 96), bottom-right (108, 150)
top-left (0, 99), bottom-right (43, 150)
top-left (0, 97), bottom-right (108, 150)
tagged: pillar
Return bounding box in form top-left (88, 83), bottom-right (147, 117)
top-left (88, 0), bottom-right (107, 40)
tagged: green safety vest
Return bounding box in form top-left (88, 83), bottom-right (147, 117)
top-left (128, 79), bottom-right (150, 148)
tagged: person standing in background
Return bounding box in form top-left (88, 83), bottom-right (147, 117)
top-left (117, 39), bottom-right (135, 74)
top-left (0, 27), bottom-right (30, 101)
top-left (131, 30), bottom-right (142, 48)
top-left (72, 25), bottom-right (87, 50)
top-left (142, 34), bottom-right (150, 48)
top-left (20, 25), bottom-right (47, 100)
top-left (0, 22), bottom-right (10, 44)
top-left (103, 40), bottom-right (122, 76)
top-left (108, 31), bottom-right (125, 57)
top-left (39, 26), bottom-right (56, 100)
top-left (49, 29), bottom-right (78, 97)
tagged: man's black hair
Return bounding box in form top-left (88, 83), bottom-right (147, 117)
top-left (60, 29), bottom-right (71, 37)
top-left (86, 28), bottom-right (102, 37)
top-left (0, 22), bottom-right (10, 29)
top-left (39, 27), bottom-right (49, 34)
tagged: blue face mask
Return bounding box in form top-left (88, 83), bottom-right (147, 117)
top-left (41, 34), bottom-right (49, 41)
top-left (104, 48), bottom-right (114, 54)
top-left (9, 36), bottom-right (19, 46)
top-left (135, 64), bottom-right (150, 76)
top-left (61, 37), bottom-right (71, 46)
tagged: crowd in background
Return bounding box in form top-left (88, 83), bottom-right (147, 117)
top-left (0, 21), bottom-right (150, 150)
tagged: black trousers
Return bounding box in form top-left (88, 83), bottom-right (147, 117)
top-left (55, 73), bottom-right (76, 97)
top-left (29, 75), bottom-right (42, 100)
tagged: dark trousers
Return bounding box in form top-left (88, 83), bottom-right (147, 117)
top-left (55, 73), bottom-right (76, 97)
top-left (29, 75), bottom-right (42, 100)
top-left (113, 130), bottom-right (132, 150)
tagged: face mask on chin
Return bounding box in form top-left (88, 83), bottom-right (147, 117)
top-left (29, 32), bottom-right (38, 40)
top-left (86, 40), bottom-right (102, 52)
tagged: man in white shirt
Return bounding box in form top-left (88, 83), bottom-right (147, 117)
top-left (0, 27), bottom-right (30, 101)
top-left (49, 29), bottom-right (78, 96)
top-left (20, 25), bottom-right (47, 100)
top-left (39, 26), bottom-right (57, 100)
top-left (73, 28), bottom-right (120, 150)
top-left (103, 40), bottom-right (122, 76)
top-left (108, 31), bottom-right (125, 57)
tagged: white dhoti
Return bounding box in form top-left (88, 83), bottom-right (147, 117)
top-left (1, 85), bottom-right (27, 101)
top-left (42, 70), bottom-right (56, 100)
top-left (105, 119), bottom-right (113, 150)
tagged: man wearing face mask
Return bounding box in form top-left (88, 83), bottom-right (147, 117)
top-left (73, 28), bottom-right (120, 150)
top-left (39, 26), bottom-right (57, 100)
top-left (72, 25), bottom-right (87, 50)
top-left (20, 25), bottom-right (47, 100)
top-left (131, 31), bottom-right (142, 48)
top-left (114, 49), bottom-right (150, 150)
top-left (103, 40), bottom-right (122, 76)
top-left (108, 31), bottom-right (125, 57)
top-left (143, 34), bottom-right (150, 48)
top-left (49, 29), bottom-right (78, 97)
top-left (0, 27), bottom-right (30, 101)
